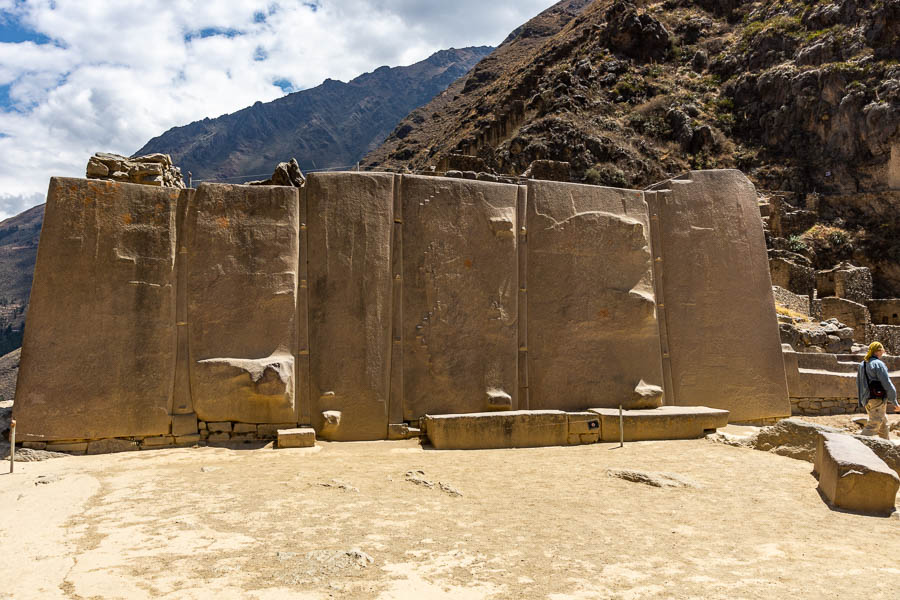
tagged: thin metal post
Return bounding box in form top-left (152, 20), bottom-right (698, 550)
top-left (618, 406), bottom-right (624, 448)
top-left (9, 419), bottom-right (15, 473)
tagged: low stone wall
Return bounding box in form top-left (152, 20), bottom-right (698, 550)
top-left (790, 397), bottom-right (862, 416)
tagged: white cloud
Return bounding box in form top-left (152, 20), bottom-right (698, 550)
top-left (0, 0), bottom-right (553, 219)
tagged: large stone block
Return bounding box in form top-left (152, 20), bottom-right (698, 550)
top-left (278, 427), bottom-right (316, 448)
top-left (424, 411), bottom-right (569, 449)
top-left (526, 180), bottom-right (663, 411)
top-left (401, 176), bottom-right (519, 418)
top-left (815, 432), bottom-right (899, 515)
top-left (185, 183), bottom-right (299, 424)
top-left (14, 178), bottom-right (180, 441)
top-left (306, 173), bottom-right (395, 440)
top-left (646, 171), bottom-right (790, 422)
top-left (588, 406), bottom-right (729, 442)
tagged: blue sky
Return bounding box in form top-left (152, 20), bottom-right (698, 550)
top-left (0, 0), bottom-right (552, 218)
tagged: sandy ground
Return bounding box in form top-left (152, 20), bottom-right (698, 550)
top-left (1, 437), bottom-right (899, 600)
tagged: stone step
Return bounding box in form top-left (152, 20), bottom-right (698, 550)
top-left (814, 431), bottom-right (899, 515)
top-left (587, 406), bottom-right (730, 442)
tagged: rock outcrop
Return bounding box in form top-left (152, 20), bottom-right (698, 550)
top-left (86, 152), bottom-right (185, 188)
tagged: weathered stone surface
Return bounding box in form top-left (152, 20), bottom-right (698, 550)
top-left (628, 380), bottom-right (664, 409)
top-left (526, 180), bottom-right (663, 411)
top-left (174, 434), bottom-right (201, 446)
top-left (815, 432), bottom-right (899, 515)
top-left (257, 422), bottom-right (298, 439)
top-left (206, 422), bottom-right (233, 433)
top-left (232, 423), bottom-right (257, 434)
top-left (16, 171), bottom-right (793, 451)
top-left (171, 413), bottom-right (198, 436)
top-left (86, 439), bottom-right (139, 455)
top-left (45, 442), bottom-right (88, 454)
top-left (86, 152), bottom-right (185, 188)
top-left (402, 176), bottom-right (519, 417)
top-left (14, 178), bottom-right (180, 441)
top-left (646, 171), bottom-right (790, 422)
top-left (387, 423), bottom-right (411, 440)
top-left (424, 411), bottom-right (568, 450)
top-left (248, 158), bottom-right (305, 188)
top-left (588, 406), bottom-right (729, 442)
top-left (186, 183), bottom-right (299, 424)
top-left (306, 173), bottom-right (394, 440)
top-left (606, 468), bottom-right (698, 488)
top-left (141, 436), bottom-right (175, 447)
top-left (744, 417), bottom-right (900, 476)
top-left (278, 427), bottom-right (316, 448)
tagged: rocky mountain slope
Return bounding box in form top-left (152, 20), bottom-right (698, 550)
top-left (136, 47), bottom-right (493, 182)
top-left (0, 205), bottom-right (42, 355)
top-left (365, 0), bottom-right (900, 294)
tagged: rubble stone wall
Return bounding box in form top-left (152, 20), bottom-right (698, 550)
top-left (773, 285), bottom-right (810, 316)
top-left (13, 170), bottom-right (790, 451)
top-left (872, 324), bottom-right (900, 356)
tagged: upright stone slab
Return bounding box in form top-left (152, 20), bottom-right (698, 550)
top-left (306, 173), bottom-right (394, 440)
top-left (646, 171), bottom-right (790, 421)
top-left (401, 175), bottom-right (519, 418)
top-left (185, 183), bottom-right (299, 424)
top-left (526, 181), bottom-right (664, 411)
top-left (14, 178), bottom-right (179, 440)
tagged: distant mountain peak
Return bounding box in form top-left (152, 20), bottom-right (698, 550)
top-left (134, 46), bottom-right (493, 183)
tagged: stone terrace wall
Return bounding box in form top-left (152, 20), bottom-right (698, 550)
top-left (13, 170), bottom-right (790, 451)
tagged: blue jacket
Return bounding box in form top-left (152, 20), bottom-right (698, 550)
top-left (857, 357), bottom-right (898, 407)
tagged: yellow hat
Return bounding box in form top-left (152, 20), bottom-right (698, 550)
top-left (865, 341), bottom-right (884, 361)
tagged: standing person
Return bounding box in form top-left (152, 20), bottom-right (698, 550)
top-left (857, 341), bottom-right (898, 439)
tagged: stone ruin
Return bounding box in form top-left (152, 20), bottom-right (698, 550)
top-left (762, 193), bottom-right (900, 418)
top-left (12, 169), bottom-right (791, 452)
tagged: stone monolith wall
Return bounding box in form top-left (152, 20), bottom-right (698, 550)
top-left (13, 170), bottom-right (790, 446)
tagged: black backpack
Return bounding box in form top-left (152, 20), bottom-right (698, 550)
top-left (863, 359), bottom-right (887, 399)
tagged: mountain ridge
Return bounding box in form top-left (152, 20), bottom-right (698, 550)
top-left (135, 46), bottom-right (493, 182)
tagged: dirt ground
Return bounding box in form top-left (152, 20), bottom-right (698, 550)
top-left (1, 435), bottom-right (899, 600)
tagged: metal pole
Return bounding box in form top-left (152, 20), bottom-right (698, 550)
top-left (618, 406), bottom-right (624, 448)
top-left (9, 419), bottom-right (15, 473)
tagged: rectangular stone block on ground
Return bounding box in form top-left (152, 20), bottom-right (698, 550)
top-left (424, 411), bottom-right (568, 450)
top-left (402, 176), bottom-right (519, 419)
top-left (278, 427), bottom-right (316, 448)
top-left (526, 180), bottom-right (663, 411)
top-left (186, 183), bottom-right (299, 424)
top-left (306, 173), bottom-right (395, 440)
top-left (646, 171), bottom-right (790, 422)
top-left (815, 431), bottom-right (899, 515)
top-left (14, 178), bottom-right (181, 441)
top-left (588, 406), bottom-right (729, 442)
